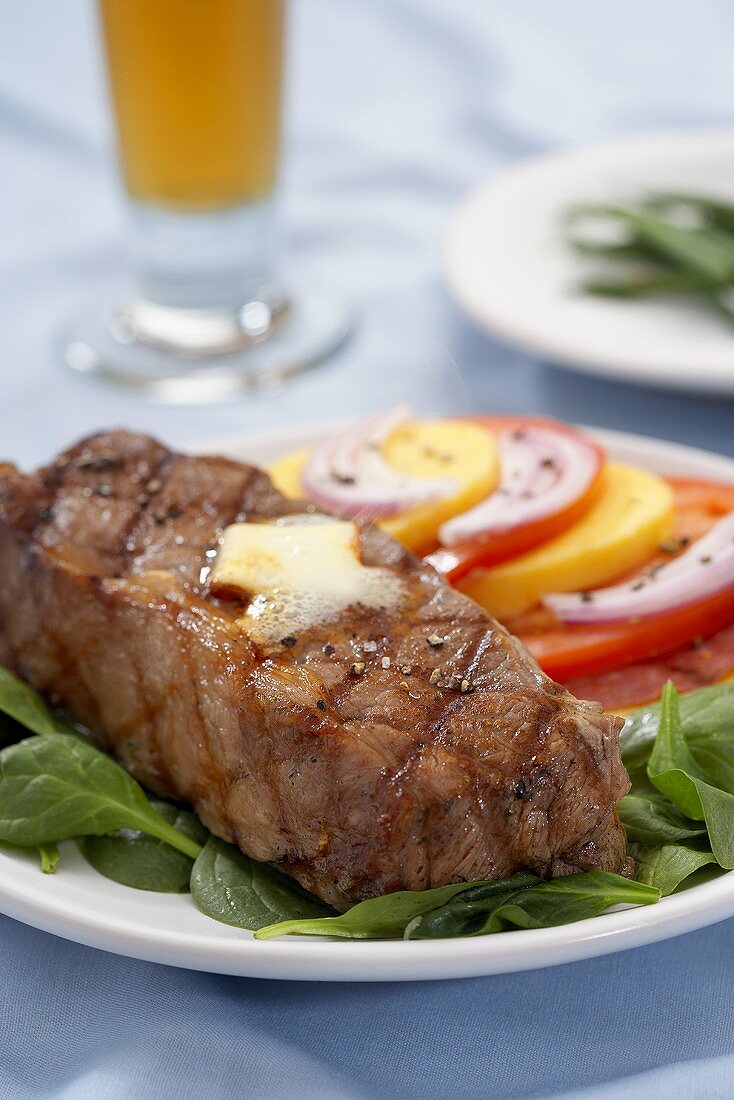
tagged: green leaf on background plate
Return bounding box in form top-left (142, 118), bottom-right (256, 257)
top-left (650, 193), bottom-right (734, 234)
top-left (581, 268), bottom-right (715, 298)
top-left (571, 205), bottom-right (734, 283)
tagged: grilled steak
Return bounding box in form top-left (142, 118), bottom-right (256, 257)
top-left (0, 431), bottom-right (630, 909)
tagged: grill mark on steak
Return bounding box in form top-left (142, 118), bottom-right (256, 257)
top-left (0, 431), bottom-right (631, 909)
top-left (121, 449), bottom-right (176, 565)
top-left (34, 433), bottom-right (168, 579)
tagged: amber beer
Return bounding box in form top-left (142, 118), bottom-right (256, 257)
top-left (99, 0), bottom-right (285, 210)
top-left (65, 0), bottom-right (346, 395)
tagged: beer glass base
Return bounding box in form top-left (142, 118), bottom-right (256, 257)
top-left (63, 289), bottom-right (354, 403)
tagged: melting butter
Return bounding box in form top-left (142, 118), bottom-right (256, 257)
top-left (211, 517), bottom-right (404, 642)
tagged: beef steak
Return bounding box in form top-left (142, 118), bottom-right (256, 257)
top-left (0, 431), bottom-right (630, 909)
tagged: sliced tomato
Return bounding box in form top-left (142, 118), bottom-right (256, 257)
top-left (669, 477), bottom-right (734, 541)
top-left (427, 417), bottom-right (606, 582)
top-left (519, 587), bottom-right (734, 681)
top-left (563, 623), bottom-right (734, 711)
top-left (507, 475), bottom-right (734, 682)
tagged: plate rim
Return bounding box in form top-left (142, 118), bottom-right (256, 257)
top-left (2, 421), bottom-right (734, 982)
top-left (444, 126), bottom-right (734, 394)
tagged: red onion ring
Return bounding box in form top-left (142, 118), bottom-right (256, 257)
top-left (300, 406), bottom-right (459, 520)
top-left (544, 511), bottom-right (734, 623)
top-left (438, 425), bottom-right (600, 547)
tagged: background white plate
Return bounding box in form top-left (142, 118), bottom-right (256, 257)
top-left (1, 423), bottom-right (734, 982)
top-left (445, 128), bottom-right (734, 395)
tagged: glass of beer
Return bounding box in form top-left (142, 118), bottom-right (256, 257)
top-left (65, 0), bottom-right (351, 400)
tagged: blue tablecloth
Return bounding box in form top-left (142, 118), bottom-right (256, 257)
top-left (3, 2), bottom-right (734, 1097)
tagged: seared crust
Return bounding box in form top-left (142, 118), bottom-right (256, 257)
top-left (0, 431), bottom-right (630, 909)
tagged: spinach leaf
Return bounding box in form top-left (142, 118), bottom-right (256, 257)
top-left (617, 790), bottom-right (707, 847)
top-left (0, 734), bottom-right (202, 860)
top-left (0, 668), bottom-right (57, 736)
top-left (621, 702), bottom-right (667, 774)
top-left (621, 683), bottom-right (734, 781)
top-left (80, 803), bottom-right (207, 893)
top-left (647, 684), bottom-right (734, 869)
top-left (636, 844), bottom-right (717, 897)
top-left (410, 872), bottom-right (659, 940)
top-left (191, 836), bottom-right (334, 931)
top-left (680, 693), bottom-right (734, 796)
top-left (256, 871), bottom-right (659, 941)
top-left (649, 682), bottom-right (708, 785)
top-left (38, 843), bottom-right (59, 874)
top-left (404, 875), bottom-right (541, 939)
top-left (253, 877), bottom-right (497, 941)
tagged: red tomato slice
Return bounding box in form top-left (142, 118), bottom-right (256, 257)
top-left (668, 477), bottom-right (734, 540)
top-left (521, 587), bottom-right (734, 681)
top-left (509, 476), bottom-right (734, 682)
top-left (428, 416), bottom-right (605, 582)
top-left (563, 623), bottom-right (734, 711)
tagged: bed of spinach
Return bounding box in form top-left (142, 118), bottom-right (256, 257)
top-left (0, 667), bottom-right (732, 941)
top-left (618, 681), bottom-right (734, 895)
top-left (254, 872), bottom-right (657, 941)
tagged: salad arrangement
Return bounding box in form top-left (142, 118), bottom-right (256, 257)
top-left (2, 667), bottom-right (734, 939)
top-left (271, 410), bottom-right (734, 710)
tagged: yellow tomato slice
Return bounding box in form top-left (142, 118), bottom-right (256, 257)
top-left (269, 420), bottom-right (500, 552)
top-left (458, 463), bottom-right (675, 619)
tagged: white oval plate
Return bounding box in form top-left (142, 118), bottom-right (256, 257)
top-left (2, 423), bottom-right (734, 982)
top-left (445, 128), bottom-right (734, 395)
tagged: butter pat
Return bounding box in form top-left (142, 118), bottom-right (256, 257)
top-left (210, 517), bottom-right (404, 642)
